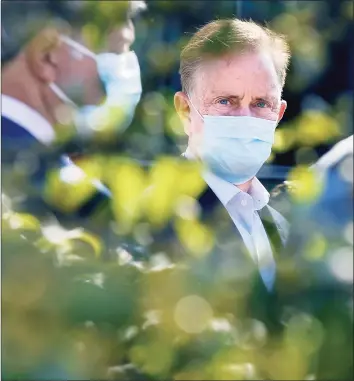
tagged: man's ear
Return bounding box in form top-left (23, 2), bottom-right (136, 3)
top-left (25, 28), bottom-right (61, 83)
top-left (174, 91), bottom-right (191, 135)
top-left (277, 100), bottom-right (287, 123)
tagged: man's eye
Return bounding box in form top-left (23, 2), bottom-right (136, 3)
top-left (256, 100), bottom-right (268, 108)
top-left (218, 99), bottom-right (230, 105)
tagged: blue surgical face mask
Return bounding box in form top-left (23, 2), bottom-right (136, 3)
top-left (49, 37), bottom-right (142, 138)
top-left (188, 95), bottom-right (277, 185)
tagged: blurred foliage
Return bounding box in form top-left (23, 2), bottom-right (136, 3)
top-left (2, 184), bottom-right (353, 380)
top-left (2, 148), bottom-right (353, 380)
top-left (2, 0), bottom-right (353, 380)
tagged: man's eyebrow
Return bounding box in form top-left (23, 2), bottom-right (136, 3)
top-left (253, 95), bottom-right (279, 105)
top-left (209, 93), bottom-right (280, 105)
top-left (211, 93), bottom-right (245, 100)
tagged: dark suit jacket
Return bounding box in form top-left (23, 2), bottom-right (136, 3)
top-left (123, 175), bottom-right (289, 296)
top-left (147, 182), bottom-right (290, 327)
top-left (1, 115), bottom-right (111, 231)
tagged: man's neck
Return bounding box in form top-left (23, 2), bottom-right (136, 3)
top-left (235, 179), bottom-right (252, 193)
top-left (2, 56), bottom-right (56, 126)
top-left (186, 145), bottom-right (253, 193)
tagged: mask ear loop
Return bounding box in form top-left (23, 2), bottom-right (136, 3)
top-left (48, 83), bottom-right (78, 108)
top-left (60, 36), bottom-right (97, 60)
top-left (187, 93), bottom-right (204, 121)
top-left (48, 37), bottom-right (97, 108)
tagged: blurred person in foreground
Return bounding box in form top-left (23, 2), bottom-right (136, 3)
top-left (174, 18), bottom-right (291, 291)
top-left (285, 134), bottom-right (353, 276)
top-left (1, 0), bottom-right (146, 227)
top-left (273, 135), bottom-right (354, 381)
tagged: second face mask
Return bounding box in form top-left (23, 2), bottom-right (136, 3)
top-left (49, 37), bottom-right (142, 139)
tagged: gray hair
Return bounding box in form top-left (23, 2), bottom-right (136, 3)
top-left (179, 18), bottom-right (291, 95)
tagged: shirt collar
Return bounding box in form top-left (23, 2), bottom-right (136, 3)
top-left (184, 146), bottom-right (194, 160)
top-left (2, 94), bottom-right (56, 145)
top-left (183, 147), bottom-right (270, 210)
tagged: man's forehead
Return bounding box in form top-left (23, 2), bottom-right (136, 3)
top-left (194, 51), bottom-right (281, 97)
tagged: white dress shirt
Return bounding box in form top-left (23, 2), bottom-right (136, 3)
top-left (2, 94), bottom-right (56, 145)
top-left (184, 148), bottom-right (276, 289)
top-left (2, 94), bottom-right (112, 196)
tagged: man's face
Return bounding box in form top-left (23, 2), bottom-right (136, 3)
top-left (26, 18), bottom-right (136, 108)
top-left (53, 39), bottom-right (104, 107)
top-left (174, 50), bottom-right (287, 155)
top-left (55, 20), bottom-right (136, 106)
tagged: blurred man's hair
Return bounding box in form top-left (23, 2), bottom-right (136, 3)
top-left (179, 18), bottom-right (291, 94)
top-left (1, 0), bottom-right (147, 63)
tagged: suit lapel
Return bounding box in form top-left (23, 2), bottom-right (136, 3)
top-left (259, 205), bottom-right (289, 253)
top-left (258, 207), bottom-right (282, 259)
top-left (198, 184), bottom-right (249, 252)
top-left (198, 184), bottom-right (288, 255)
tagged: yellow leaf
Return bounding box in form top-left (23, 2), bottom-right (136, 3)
top-left (108, 159), bottom-right (146, 230)
top-left (174, 218), bottom-right (214, 257)
top-left (296, 111), bottom-right (341, 146)
top-left (304, 233), bottom-right (327, 261)
top-left (143, 157), bottom-right (181, 228)
top-left (3, 212), bottom-right (41, 232)
top-left (288, 165), bottom-right (324, 203)
top-left (43, 166), bottom-right (98, 214)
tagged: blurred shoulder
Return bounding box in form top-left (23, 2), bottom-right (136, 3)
top-left (313, 135), bottom-right (353, 172)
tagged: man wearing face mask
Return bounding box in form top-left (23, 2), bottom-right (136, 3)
top-left (174, 19), bottom-right (291, 291)
top-left (1, 1), bottom-right (145, 224)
